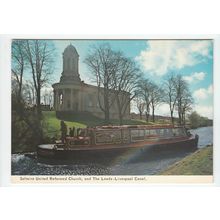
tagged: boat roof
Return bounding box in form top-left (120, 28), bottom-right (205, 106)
top-left (93, 125), bottom-right (185, 130)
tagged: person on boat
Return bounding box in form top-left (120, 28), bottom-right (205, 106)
top-left (89, 128), bottom-right (95, 145)
top-left (76, 128), bottom-right (81, 137)
top-left (60, 120), bottom-right (67, 143)
top-left (72, 126), bottom-right (75, 137)
top-left (69, 128), bottom-right (74, 137)
top-left (80, 129), bottom-right (84, 136)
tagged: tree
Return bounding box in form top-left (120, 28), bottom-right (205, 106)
top-left (188, 111), bottom-right (212, 128)
top-left (181, 91), bottom-right (193, 125)
top-left (41, 87), bottom-right (53, 107)
top-left (149, 82), bottom-right (163, 122)
top-left (22, 80), bottom-right (36, 106)
top-left (48, 89), bottom-right (53, 107)
top-left (24, 40), bottom-right (55, 116)
top-left (188, 111), bottom-right (201, 128)
top-left (134, 96), bottom-right (146, 120)
top-left (164, 73), bottom-right (193, 125)
top-left (174, 74), bottom-right (192, 125)
top-left (163, 74), bottom-right (178, 125)
top-left (84, 44), bottom-right (121, 123)
top-left (137, 78), bottom-right (152, 123)
top-left (11, 40), bottom-right (27, 105)
top-left (112, 57), bottom-right (140, 124)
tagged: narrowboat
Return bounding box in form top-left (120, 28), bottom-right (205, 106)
top-left (37, 125), bottom-right (199, 161)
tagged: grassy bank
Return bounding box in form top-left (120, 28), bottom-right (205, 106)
top-left (43, 111), bottom-right (86, 138)
top-left (160, 146), bottom-right (213, 175)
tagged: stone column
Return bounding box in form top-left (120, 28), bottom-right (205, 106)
top-left (77, 90), bottom-right (79, 112)
top-left (53, 90), bottom-right (56, 110)
top-left (81, 90), bottom-right (84, 111)
top-left (56, 89), bottom-right (59, 111)
top-left (70, 89), bottom-right (73, 110)
top-left (57, 89), bottom-right (60, 111)
top-left (62, 89), bottom-right (65, 111)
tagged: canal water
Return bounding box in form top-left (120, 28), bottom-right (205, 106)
top-left (11, 126), bottom-right (213, 175)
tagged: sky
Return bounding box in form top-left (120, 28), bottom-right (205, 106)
top-left (45, 39), bottom-right (213, 119)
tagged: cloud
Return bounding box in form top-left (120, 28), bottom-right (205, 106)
top-left (194, 105), bottom-right (213, 119)
top-left (155, 103), bottom-right (179, 117)
top-left (132, 100), bottom-right (213, 119)
top-left (193, 84), bottom-right (213, 100)
top-left (136, 40), bottom-right (212, 76)
top-left (208, 84), bottom-right (213, 94)
top-left (183, 72), bottom-right (206, 83)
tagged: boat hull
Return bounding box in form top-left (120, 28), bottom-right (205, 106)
top-left (37, 135), bottom-right (199, 163)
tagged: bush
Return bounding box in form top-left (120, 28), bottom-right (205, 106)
top-left (12, 95), bottom-right (47, 153)
top-left (188, 111), bottom-right (213, 129)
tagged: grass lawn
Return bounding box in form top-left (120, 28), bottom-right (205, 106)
top-left (43, 111), bottom-right (87, 138)
top-left (160, 145), bottom-right (213, 175)
top-left (42, 111), bottom-right (167, 138)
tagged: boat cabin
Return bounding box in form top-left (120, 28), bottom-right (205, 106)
top-left (66, 125), bottom-right (188, 146)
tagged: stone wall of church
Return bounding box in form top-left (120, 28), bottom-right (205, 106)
top-left (53, 83), bottom-right (130, 120)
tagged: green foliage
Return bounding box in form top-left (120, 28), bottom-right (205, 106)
top-left (12, 95), bottom-right (45, 153)
top-left (43, 111), bottom-right (86, 138)
top-left (188, 111), bottom-right (213, 128)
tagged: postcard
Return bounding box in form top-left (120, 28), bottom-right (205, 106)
top-left (9, 38), bottom-right (213, 184)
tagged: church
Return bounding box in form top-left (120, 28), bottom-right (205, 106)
top-left (52, 44), bottom-right (130, 120)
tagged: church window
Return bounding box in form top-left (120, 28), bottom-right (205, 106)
top-left (59, 94), bottom-right (63, 105)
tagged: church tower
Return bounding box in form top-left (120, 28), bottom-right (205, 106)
top-left (53, 43), bottom-right (130, 120)
top-left (60, 44), bottom-right (81, 83)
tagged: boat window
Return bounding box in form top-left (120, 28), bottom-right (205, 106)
top-left (131, 129), bottom-right (144, 142)
top-left (95, 130), bottom-right (122, 145)
top-left (156, 129), bottom-right (165, 136)
top-left (163, 129), bottom-right (173, 137)
top-left (122, 129), bottom-right (130, 143)
top-left (145, 130), bottom-right (150, 136)
top-left (149, 129), bottom-right (157, 135)
top-left (139, 130), bottom-right (145, 137)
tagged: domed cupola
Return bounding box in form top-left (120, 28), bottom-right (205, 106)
top-left (63, 44), bottom-right (79, 55)
top-left (60, 44), bottom-right (81, 83)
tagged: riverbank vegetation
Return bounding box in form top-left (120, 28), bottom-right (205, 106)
top-left (160, 145), bottom-right (213, 175)
top-left (188, 111), bottom-right (213, 129)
